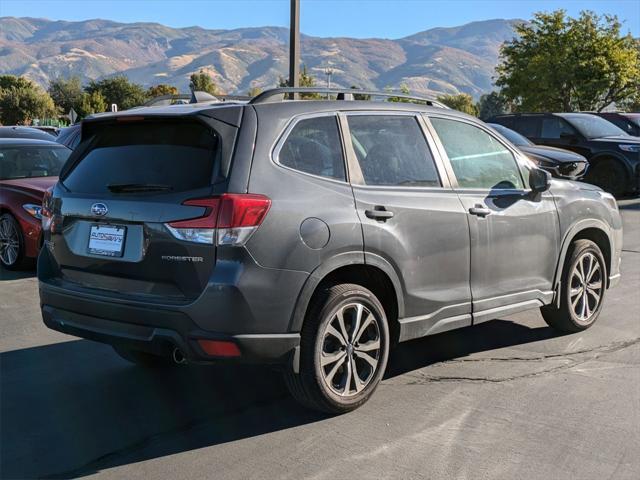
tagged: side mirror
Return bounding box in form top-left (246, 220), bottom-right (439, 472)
top-left (560, 132), bottom-right (578, 143)
top-left (529, 167), bottom-right (551, 193)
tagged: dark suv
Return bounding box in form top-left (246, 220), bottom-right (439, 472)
top-left (40, 89), bottom-right (622, 413)
top-left (487, 112), bottom-right (640, 196)
top-left (595, 112), bottom-right (640, 137)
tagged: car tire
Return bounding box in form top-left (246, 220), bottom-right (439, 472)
top-left (541, 239), bottom-right (607, 333)
top-left (112, 346), bottom-right (175, 368)
top-left (284, 283), bottom-right (390, 414)
top-left (586, 159), bottom-right (628, 197)
top-left (0, 213), bottom-right (27, 270)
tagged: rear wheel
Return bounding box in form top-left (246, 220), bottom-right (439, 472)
top-left (284, 283), bottom-right (390, 414)
top-left (586, 159), bottom-right (628, 197)
top-left (112, 346), bottom-right (174, 368)
top-left (541, 239), bottom-right (606, 332)
top-left (0, 213), bottom-right (27, 270)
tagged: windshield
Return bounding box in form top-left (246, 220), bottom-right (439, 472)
top-left (623, 114), bottom-right (640, 128)
top-left (562, 114), bottom-right (629, 139)
top-left (0, 146), bottom-right (71, 180)
top-left (488, 123), bottom-right (533, 146)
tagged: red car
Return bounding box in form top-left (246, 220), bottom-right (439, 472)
top-left (0, 138), bottom-right (71, 269)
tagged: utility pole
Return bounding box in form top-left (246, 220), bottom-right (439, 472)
top-left (289, 0), bottom-right (300, 92)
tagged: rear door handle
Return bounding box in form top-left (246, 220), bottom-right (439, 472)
top-left (468, 204), bottom-right (492, 217)
top-left (365, 207), bottom-right (394, 221)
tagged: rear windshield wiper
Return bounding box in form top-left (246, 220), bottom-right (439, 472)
top-left (107, 183), bottom-right (173, 193)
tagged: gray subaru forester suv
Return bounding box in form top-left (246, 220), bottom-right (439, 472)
top-left (39, 88), bottom-right (622, 413)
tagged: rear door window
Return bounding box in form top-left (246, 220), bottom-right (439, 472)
top-left (347, 115), bottom-right (440, 187)
top-left (278, 115), bottom-right (346, 181)
top-left (62, 120), bottom-right (219, 193)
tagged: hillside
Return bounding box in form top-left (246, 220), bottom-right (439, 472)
top-left (0, 17), bottom-right (521, 98)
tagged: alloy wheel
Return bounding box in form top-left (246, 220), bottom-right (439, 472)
top-left (569, 252), bottom-right (603, 322)
top-left (319, 302), bottom-right (381, 397)
top-left (0, 217), bottom-right (20, 267)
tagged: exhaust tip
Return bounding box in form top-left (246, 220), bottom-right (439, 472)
top-left (172, 348), bottom-right (187, 365)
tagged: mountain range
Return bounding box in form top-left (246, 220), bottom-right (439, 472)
top-left (0, 16), bottom-right (521, 98)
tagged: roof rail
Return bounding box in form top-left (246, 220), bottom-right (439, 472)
top-left (249, 87), bottom-right (449, 109)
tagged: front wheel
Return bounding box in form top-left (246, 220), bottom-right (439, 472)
top-left (284, 283), bottom-right (390, 414)
top-left (0, 213), bottom-right (27, 270)
top-left (586, 159), bottom-right (628, 197)
top-left (541, 239), bottom-right (606, 332)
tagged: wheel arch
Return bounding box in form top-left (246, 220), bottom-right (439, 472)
top-left (553, 220), bottom-right (613, 306)
top-left (588, 152), bottom-right (634, 185)
top-left (288, 252), bottom-right (404, 344)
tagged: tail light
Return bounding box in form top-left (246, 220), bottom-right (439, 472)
top-left (41, 187), bottom-right (56, 233)
top-left (165, 194), bottom-right (271, 246)
top-left (41, 187), bottom-right (53, 219)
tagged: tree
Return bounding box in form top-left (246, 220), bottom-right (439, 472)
top-left (0, 75), bottom-right (35, 91)
top-left (437, 93), bottom-right (478, 115)
top-left (387, 83), bottom-right (411, 103)
top-left (85, 76), bottom-right (148, 110)
top-left (496, 10), bottom-right (640, 112)
top-left (476, 91), bottom-right (510, 119)
top-left (0, 84), bottom-right (57, 125)
top-left (48, 76), bottom-right (83, 114)
top-left (147, 84), bottom-right (178, 98)
top-left (189, 70), bottom-right (218, 96)
top-left (247, 86), bottom-right (263, 97)
top-left (77, 91), bottom-right (107, 118)
top-left (278, 65), bottom-right (322, 99)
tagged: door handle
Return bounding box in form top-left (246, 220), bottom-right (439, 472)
top-left (468, 204), bottom-right (492, 217)
top-left (365, 207), bottom-right (394, 221)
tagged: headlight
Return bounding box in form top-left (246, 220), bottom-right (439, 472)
top-left (619, 144), bottom-right (640, 152)
top-left (22, 203), bottom-right (43, 219)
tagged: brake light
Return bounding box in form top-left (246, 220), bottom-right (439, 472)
top-left (165, 194), bottom-right (271, 246)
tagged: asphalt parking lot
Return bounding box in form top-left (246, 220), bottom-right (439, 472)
top-left (1, 199), bottom-right (639, 480)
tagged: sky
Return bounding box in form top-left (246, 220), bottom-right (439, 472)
top-left (1, 0), bottom-right (639, 38)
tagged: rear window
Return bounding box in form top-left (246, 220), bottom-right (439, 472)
top-left (62, 120), bottom-right (219, 193)
top-left (0, 146), bottom-right (71, 180)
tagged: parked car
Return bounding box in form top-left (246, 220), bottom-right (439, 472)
top-left (594, 112), bottom-right (640, 137)
top-left (55, 124), bottom-right (81, 150)
top-left (31, 126), bottom-right (60, 137)
top-left (40, 88), bottom-right (622, 413)
top-left (487, 112), bottom-right (640, 196)
top-left (488, 123), bottom-right (588, 180)
top-left (0, 138), bottom-right (71, 269)
top-left (0, 126), bottom-right (57, 142)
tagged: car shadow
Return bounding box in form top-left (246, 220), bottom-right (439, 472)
top-left (0, 265), bottom-right (36, 281)
top-left (1, 320), bottom-right (562, 479)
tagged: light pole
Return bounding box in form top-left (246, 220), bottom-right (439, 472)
top-left (325, 65), bottom-right (334, 89)
top-left (289, 0), bottom-right (300, 90)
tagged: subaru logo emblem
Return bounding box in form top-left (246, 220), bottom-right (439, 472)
top-left (91, 203), bottom-right (108, 216)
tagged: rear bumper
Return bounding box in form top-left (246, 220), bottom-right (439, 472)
top-left (40, 284), bottom-right (300, 363)
top-left (40, 285), bottom-right (300, 363)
